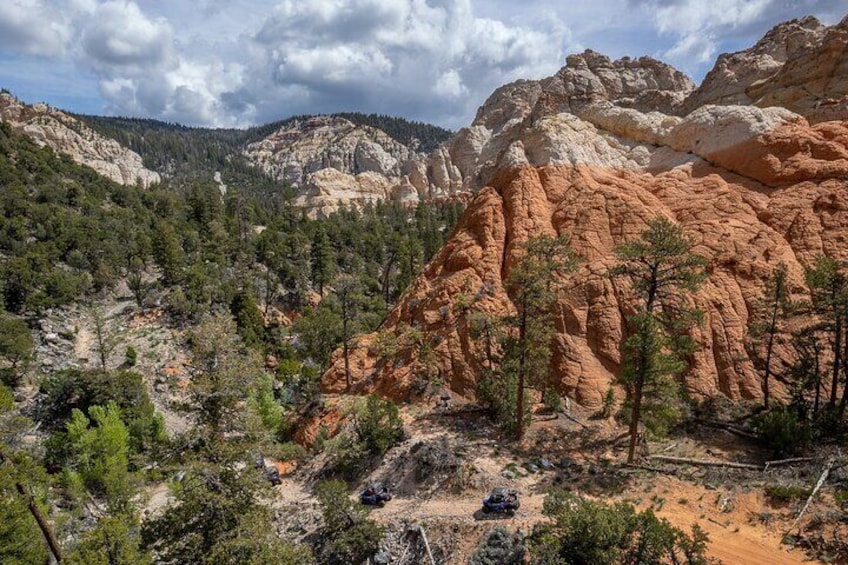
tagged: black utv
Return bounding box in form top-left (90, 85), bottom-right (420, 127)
top-left (360, 483), bottom-right (392, 506)
top-left (482, 487), bottom-right (520, 514)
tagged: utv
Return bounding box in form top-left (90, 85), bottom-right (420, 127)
top-left (264, 465), bottom-right (282, 486)
top-left (360, 483), bottom-right (392, 506)
top-left (482, 487), bottom-right (520, 515)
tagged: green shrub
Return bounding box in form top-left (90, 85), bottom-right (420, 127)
top-left (125, 346), bottom-right (137, 367)
top-left (354, 395), bottom-right (404, 456)
top-left (0, 313), bottom-right (33, 388)
top-left (765, 485), bottom-right (810, 504)
top-left (601, 387), bottom-right (616, 418)
top-left (273, 442), bottom-right (308, 462)
top-left (324, 433), bottom-right (369, 479)
top-left (315, 479), bottom-right (384, 565)
top-left (65, 402), bottom-right (134, 511)
top-left (469, 526), bottom-right (525, 565)
top-left (39, 369), bottom-right (165, 455)
top-left (542, 389), bottom-right (562, 413)
top-left (476, 369), bottom-right (527, 435)
top-left (752, 406), bottom-right (811, 457)
top-left (530, 490), bottom-right (710, 564)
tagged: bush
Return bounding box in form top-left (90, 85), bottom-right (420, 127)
top-left (354, 395), bottom-right (404, 456)
top-left (477, 369), bottom-right (527, 436)
top-left (530, 490), bottom-right (711, 564)
top-left (765, 485), bottom-right (810, 504)
top-left (0, 313), bottom-right (33, 387)
top-left (542, 389), bottom-right (562, 413)
top-left (315, 479), bottom-right (384, 565)
top-left (469, 526), bottom-right (525, 565)
top-left (324, 433), bottom-right (369, 479)
top-left (273, 442), bottom-right (308, 462)
top-left (39, 369), bottom-right (165, 455)
top-left (753, 406), bottom-right (811, 458)
top-left (125, 346), bottom-right (137, 367)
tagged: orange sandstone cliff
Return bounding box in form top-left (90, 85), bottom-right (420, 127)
top-left (321, 16), bottom-right (848, 409)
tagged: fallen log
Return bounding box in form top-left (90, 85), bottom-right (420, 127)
top-left (623, 463), bottom-right (678, 476)
top-left (559, 411), bottom-right (589, 430)
top-left (418, 525), bottom-right (436, 565)
top-left (648, 455), bottom-right (760, 470)
top-left (696, 419), bottom-right (759, 440)
top-left (786, 457), bottom-right (835, 535)
top-left (707, 517), bottom-right (728, 529)
top-left (763, 457), bottom-right (820, 471)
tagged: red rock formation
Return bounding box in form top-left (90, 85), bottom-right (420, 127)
top-left (320, 15), bottom-right (848, 409)
top-left (322, 127), bottom-right (848, 408)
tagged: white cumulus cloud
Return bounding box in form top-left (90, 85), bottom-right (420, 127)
top-left (0, 0), bottom-right (72, 57)
top-left (0, 0), bottom-right (844, 128)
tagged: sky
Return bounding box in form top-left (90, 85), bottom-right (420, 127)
top-left (0, 0), bottom-right (845, 130)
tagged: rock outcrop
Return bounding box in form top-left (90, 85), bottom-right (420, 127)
top-left (0, 93), bottom-right (160, 188)
top-left (681, 15), bottom-right (848, 123)
top-left (321, 15), bottom-right (848, 409)
top-left (244, 115), bottom-right (461, 215)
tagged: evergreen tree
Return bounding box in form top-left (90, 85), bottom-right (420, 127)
top-left (310, 226), bottom-right (335, 297)
top-left (0, 313), bottom-right (33, 388)
top-left (65, 402), bottom-right (134, 512)
top-left (531, 490), bottom-right (710, 565)
top-left (67, 514), bottom-right (151, 565)
top-left (315, 479), bottom-right (384, 565)
top-left (748, 263), bottom-right (792, 408)
top-left (187, 314), bottom-right (261, 442)
top-left (805, 256), bottom-right (848, 411)
top-left (612, 218), bottom-right (706, 463)
top-left (333, 274), bottom-right (363, 390)
top-left (152, 222), bottom-right (185, 286)
top-left (501, 235), bottom-right (578, 438)
top-left (142, 464), bottom-right (311, 564)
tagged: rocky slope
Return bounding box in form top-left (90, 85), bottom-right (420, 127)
top-left (321, 15), bottom-right (848, 408)
top-left (0, 92), bottom-right (160, 187)
top-left (244, 115), bottom-right (461, 214)
top-left (681, 15), bottom-right (848, 123)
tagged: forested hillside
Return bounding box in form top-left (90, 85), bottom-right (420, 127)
top-left (0, 120), bottom-right (463, 562)
top-left (77, 111), bottom-right (453, 186)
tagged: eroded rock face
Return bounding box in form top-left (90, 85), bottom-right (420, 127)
top-left (323, 155), bottom-right (848, 408)
top-left (244, 116), bottom-right (442, 215)
top-left (682, 16), bottom-right (848, 123)
top-left (0, 93), bottom-right (160, 188)
top-left (320, 15), bottom-right (848, 409)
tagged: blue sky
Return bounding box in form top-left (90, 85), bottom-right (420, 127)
top-left (0, 0), bottom-right (844, 129)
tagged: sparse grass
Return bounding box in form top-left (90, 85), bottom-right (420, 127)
top-left (765, 484), bottom-right (810, 504)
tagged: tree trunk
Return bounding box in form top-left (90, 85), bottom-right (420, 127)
top-left (516, 306), bottom-right (527, 439)
top-left (763, 305), bottom-right (778, 409)
top-left (839, 314), bottom-right (848, 417)
top-left (814, 357), bottom-right (822, 416)
top-left (15, 483), bottom-right (63, 563)
top-left (381, 253), bottom-right (396, 306)
top-left (628, 276), bottom-right (657, 464)
top-left (831, 316), bottom-right (842, 406)
top-left (343, 312), bottom-right (351, 391)
top-left (627, 374), bottom-right (644, 464)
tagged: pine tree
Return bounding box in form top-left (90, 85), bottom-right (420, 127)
top-left (805, 256), bottom-right (847, 410)
top-left (502, 235), bottom-right (579, 438)
top-left (749, 263), bottom-right (792, 409)
top-left (332, 274), bottom-right (362, 390)
top-left (612, 218), bottom-right (706, 463)
top-left (187, 314), bottom-right (261, 442)
top-left (310, 226), bottom-right (335, 297)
